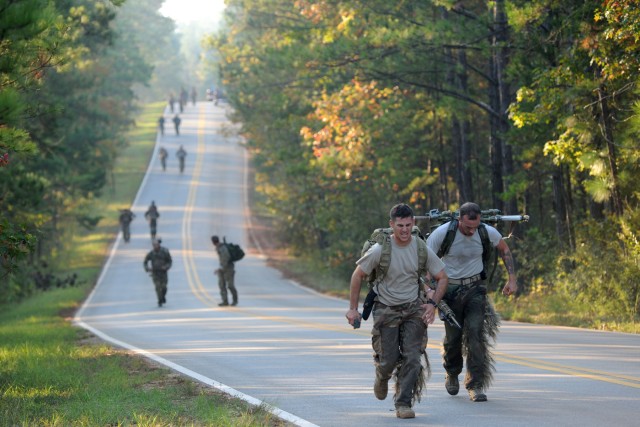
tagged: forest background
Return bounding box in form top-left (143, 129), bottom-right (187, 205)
top-left (1, 0), bottom-right (639, 333)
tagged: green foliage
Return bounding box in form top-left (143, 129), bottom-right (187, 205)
top-left (1, 0), bottom-right (171, 293)
top-left (553, 216), bottom-right (640, 323)
top-left (0, 287), bottom-right (288, 426)
top-left (207, 0), bottom-right (640, 327)
top-left (0, 220), bottom-right (36, 280)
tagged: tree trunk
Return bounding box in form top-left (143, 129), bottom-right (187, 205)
top-left (488, 1), bottom-right (507, 212)
top-left (596, 79), bottom-right (623, 216)
top-left (455, 48), bottom-right (474, 203)
top-left (492, 0), bottom-right (517, 215)
top-left (552, 164), bottom-right (573, 250)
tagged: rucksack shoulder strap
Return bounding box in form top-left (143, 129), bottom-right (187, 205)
top-left (416, 235), bottom-right (428, 277)
top-left (437, 220), bottom-right (458, 258)
top-left (375, 229), bottom-right (392, 285)
top-left (478, 223), bottom-right (491, 265)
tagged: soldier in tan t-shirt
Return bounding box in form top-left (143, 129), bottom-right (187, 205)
top-left (346, 203), bottom-right (448, 419)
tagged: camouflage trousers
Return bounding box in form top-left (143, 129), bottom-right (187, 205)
top-left (217, 268), bottom-right (237, 304)
top-left (442, 282), bottom-right (491, 390)
top-left (372, 298), bottom-right (429, 408)
top-left (121, 223), bottom-right (131, 242)
top-left (151, 271), bottom-right (168, 304)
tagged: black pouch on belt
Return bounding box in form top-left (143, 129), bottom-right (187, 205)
top-left (361, 288), bottom-right (377, 321)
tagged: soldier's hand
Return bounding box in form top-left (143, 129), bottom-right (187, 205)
top-left (502, 279), bottom-right (517, 297)
top-left (421, 303), bottom-right (437, 325)
top-left (345, 309), bottom-right (361, 327)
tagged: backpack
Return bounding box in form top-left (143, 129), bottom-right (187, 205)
top-left (361, 225), bottom-right (428, 290)
top-left (223, 237), bottom-right (245, 262)
top-left (436, 219), bottom-right (496, 280)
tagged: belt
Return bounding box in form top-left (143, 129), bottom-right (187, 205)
top-left (448, 274), bottom-right (483, 286)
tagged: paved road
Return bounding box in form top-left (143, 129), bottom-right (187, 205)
top-left (75, 101), bottom-right (640, 426)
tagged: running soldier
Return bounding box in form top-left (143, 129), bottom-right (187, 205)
top-left (176, 145), bottom-right (187, 173)
top-left (159, 147), bottom-right (168, 171)
top-left (346, 203), bottom-right (448, 419)
top-left (118, 208), bottom-right (135, 243)
top-left (143, 239), bottom-right (172, 307)
top-left (426, 202), bottom-right (518, 402)
top-left (144, 201), bottom-right (160, 239)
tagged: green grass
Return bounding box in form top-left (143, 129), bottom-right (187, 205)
top-left (0, 288), bottom-right (287, 425)
top-left (0, 102), bottom-right (292, 426)
top-left (492, 290), bottom-right (640, 333)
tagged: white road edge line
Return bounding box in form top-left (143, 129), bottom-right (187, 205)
top-left (73, 103), bottom-right (319, 427)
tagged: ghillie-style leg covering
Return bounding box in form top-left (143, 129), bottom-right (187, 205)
top-left (462, 298), bottom-right (501, 389)
top-left (393, 335), bottom-right (432, 405)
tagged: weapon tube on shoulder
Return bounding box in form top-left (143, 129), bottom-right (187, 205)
top-left (415, 208), bottom-right (530, 225)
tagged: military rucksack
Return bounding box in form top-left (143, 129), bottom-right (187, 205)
top-left (436, 219), bottom-right (496, 280)
top-left (223, 237), bottom-right (245, 262)
top-left (360, 225), bottom-right (428, 289)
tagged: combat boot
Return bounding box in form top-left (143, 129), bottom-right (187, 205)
top-left (373, 376), bottom-right (388, 400)
top-left (468, 387), bottom-right (487, 402)
top-left (445, 373), bottom-right (459, 395)
top-left (396, 406), bottom-right (415, 419)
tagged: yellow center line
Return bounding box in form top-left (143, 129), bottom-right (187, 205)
top-left (494, 352), bottom-right (640, 388)
top-left (178, 107), bottom-right (640, 390)
top-left (182, 106), bottom-right (217, 307)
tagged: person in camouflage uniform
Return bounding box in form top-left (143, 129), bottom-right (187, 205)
top-left (118, 208), bottom-right (135, 243)
top-left (346, 203), bottom-right (449, 419)
top-left (159, 147), bottom-right (168, 171)
top-left (211, 235), bottom-right (238, 307)
top-left (143, 239), bottom-right (172, 307)
top-left (145, 201), bottom-right (160, 239)
top-left (427, 202), bottom-right (518, 402)
top-left (176, 145), bottom-right (187, 173)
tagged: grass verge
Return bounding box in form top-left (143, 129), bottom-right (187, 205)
top-left (0, 102), bottom-right (292, 426)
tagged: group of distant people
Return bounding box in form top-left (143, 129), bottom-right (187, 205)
top-left (159, 86), bottom-right (197, 138)
top-left (157, 114), bottom-right (181, 136)
top-left (205, 87), bottom-right (222, 105)
top-left (118, 201), bottom-right (161, 244)
top-left (118, 202), bottom-right (174, 308)
top-left (168, 87), bottom-right (196, 114)
top-left (119, 197), bottom-right (238, 309)
top-left (159, 86), bottom-right (223, 138)
top-left (158, 146), bottom-right (187, 173)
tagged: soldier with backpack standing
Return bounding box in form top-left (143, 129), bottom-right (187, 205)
top-left (345, 203), bottom-right (448, 419)
top-left (426, 202), bottom-right (518, 403)
top-left (211, 235), bottom-right (239, 306)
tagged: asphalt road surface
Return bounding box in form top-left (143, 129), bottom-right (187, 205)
top-left (75, 101), bottom-right (640, 427)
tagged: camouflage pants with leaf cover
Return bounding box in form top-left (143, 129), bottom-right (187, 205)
top-left (372, 299), bottom-right (428, 408)
top-left (442, 282), bottom-right (487, 390)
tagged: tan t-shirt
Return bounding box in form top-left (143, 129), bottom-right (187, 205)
top-left (357, 236), bottom-right (445, 306)
top-left (426, 221), bottom-right (502, 279)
